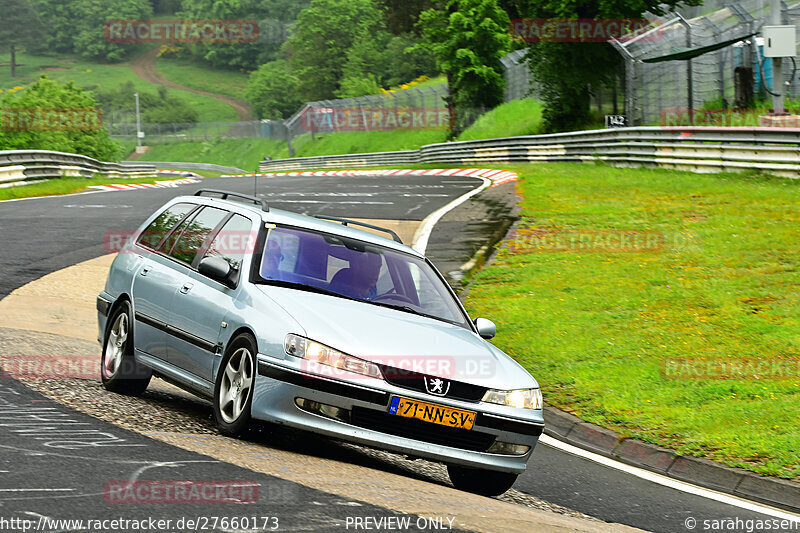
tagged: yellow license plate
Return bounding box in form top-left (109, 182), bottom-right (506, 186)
top-left (388, 396), bottom-right (475, 430)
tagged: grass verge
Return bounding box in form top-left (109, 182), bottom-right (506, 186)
top-left (134, 130), bottom-right (448, 169)
top-left (138, 138), bottom-right (287, 171)
top-left (124, 98), bottom-right (546, 164)
top-left (155, 57), bottom-right (249, 101)
top-left (0, 175), bottom-right (193, 201)
top-left (461, 163), bottom-right (799, 480)
top-left (0, 51), bottom-right (238, 123)
top-left (456, 99), bottom-right (543, 140)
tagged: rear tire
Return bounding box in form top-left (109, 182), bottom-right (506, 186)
top-left (213, 333), bottom-right (256, 437)
top-left (101, 300), bottom-right (151, 396)
top-left (447, 464), bottom-right (518, 496)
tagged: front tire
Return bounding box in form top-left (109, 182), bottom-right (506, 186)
top-left (101, 300), bottom-right (151, 396)
top-left (213, 333), bottom-right (256, 437)
top-left (447, 465), bottom-right (518, 496)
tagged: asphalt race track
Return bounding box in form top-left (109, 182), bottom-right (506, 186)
top-left (0, 175), bottom-right (790, 532)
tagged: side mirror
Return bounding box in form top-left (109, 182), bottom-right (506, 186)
top-left (198, 256), bottom-right (232, 286)
top-left (474, 317), bottom-right (496, 340)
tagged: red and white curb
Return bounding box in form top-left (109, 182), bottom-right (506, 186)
top-left (89, 177), bottom-right (200, 192)
top-left (155, 169), bottom-right (204, 179)
top-left (220, 168), bottom-right (518, 188)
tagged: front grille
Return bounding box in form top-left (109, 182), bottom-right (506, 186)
top-left (350, 407), bottom-right (496, 452)
top-left (378, 365), bottom-right (488, 402)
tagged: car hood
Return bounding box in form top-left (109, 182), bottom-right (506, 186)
top-left (255, 285), bottom-right (538, 389)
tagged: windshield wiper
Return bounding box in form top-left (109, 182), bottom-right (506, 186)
top-left (260, 279), bottom-right (360, 302)
top-left (367, 300), bottom-right (431, 319)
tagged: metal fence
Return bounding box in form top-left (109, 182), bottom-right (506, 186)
top-left (501, 49), bottom-right (537, 102)
top-left (257, 126), bottom-right (800, 179)
top-left (281, 85), bottom-right (449, 155)
top-left (614, 0), bottom-right (800, 126)
top-left (107, 119), bottom-right (287, 143)
top-left (0, 150), bottom-right (156, 183)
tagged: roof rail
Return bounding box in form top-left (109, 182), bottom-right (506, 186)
top-left (314, 215), bottom-right (403, 244)
top-left (194, 189), bottom-right (269, 212)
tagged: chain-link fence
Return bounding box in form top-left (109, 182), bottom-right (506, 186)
top-left (281, 85), bottom-right (449, 154)
top-left (502, 49), bottom-right (537, 102)
top-left (106, 85), bottom-right (450, 147)
top-left (614, 0), bottom-right (800, 126)
top-left (107, 119), bottom-right (287, 143)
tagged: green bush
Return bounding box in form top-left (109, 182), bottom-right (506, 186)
top-left (0, 75), bottom-right (119, 160)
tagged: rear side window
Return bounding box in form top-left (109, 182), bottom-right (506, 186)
top-left (166, 207), bottom-right (228, 265)
top-left (137, 203), bottom-right (195, 250)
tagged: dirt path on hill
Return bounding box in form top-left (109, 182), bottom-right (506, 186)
top-left (130, 47), bottom-right (253, 121)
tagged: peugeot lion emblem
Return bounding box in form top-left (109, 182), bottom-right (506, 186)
top-left (424, 376), bottom-right (451, 396)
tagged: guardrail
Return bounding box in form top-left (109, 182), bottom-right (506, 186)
top-left (260, 150), bottom-right (421, 171)
top-left (119, 161), bottom-right (246, 174)
top-left (259, 127), bottom-right (800, 178)
top-left (0, 150), bottom-right (157, 185)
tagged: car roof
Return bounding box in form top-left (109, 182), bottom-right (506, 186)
top-left (171, 194), bottom-right (424, 257)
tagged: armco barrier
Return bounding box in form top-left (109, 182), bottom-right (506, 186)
top-left (0, 150), bottom-right (157, 184)
top-left (119, 160), bottom-right (247, 174)
top-left (259, 127), bottom-right (800, 178)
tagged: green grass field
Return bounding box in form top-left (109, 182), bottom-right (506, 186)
top-left (138, 138), bottom-right (287, 171)
top-left (0, 51), bottom-right (238, 123)
top-left (135, 129), bottom-right (450, 169)
top-left (123, 99), bottom-right (545, 166)
top-left (155, 57), bottom-right (249, 101)
top-left (291, 130), bottom-right (448, 156)
top-left (463, 163), bottom-right (800, 480)
top-left (457, 99), bottom-right (543, 140)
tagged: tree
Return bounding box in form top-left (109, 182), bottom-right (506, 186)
top-left (32, 0), bottom-right (153, 61)
top-left (0, 0), bottom-right (44, 78)
top-left (246, 60), bottom-right (303, 119)
top-left (0, 76), bottom-right (120, 160)
top-left (337, 31), bottom-right (436, 95)
top-left (418, 0), bottom-right (512, 135)
top-left (284, 0), bottom-right (385, 101)
top-left (376, 0), bottom-right (434, 34)
top-left (178, 0), bottom-right (310, 71)
top-left (516, 0), bottom-right (701, 132)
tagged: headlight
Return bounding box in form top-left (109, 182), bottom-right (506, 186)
top-left (284, 334), bottom-right (382, 379)
top-left (482, 388), bottom-right (542, 410)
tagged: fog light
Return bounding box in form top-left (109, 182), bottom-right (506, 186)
top-left (295, 398), bottom-right (350, 422)
top-left (487, 441), bottom-right (531, 455)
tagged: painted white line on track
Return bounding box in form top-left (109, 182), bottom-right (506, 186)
top-left (539, 435), bottom-right (800, 522)
top-left (411, 178), bottom-right (491, 254)
top-left (0, 488), bottom-right (74, 492)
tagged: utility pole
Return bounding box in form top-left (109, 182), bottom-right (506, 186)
top-left (135, 92), bottom-right (142, 149)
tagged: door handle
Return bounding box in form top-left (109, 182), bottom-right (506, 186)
top-left (180, 282), bottom-right (194, 294)
top-left (140, 266), bottom-right (150, 276)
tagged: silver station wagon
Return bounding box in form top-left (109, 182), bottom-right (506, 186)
top-left (97, 189), bottom-right (544, 496)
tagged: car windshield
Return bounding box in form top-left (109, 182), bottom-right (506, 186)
top-left (256, 225), bottom-right (469, 328)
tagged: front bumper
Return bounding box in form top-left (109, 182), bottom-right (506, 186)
top-left (252, 356), bottom-right (544, 474)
